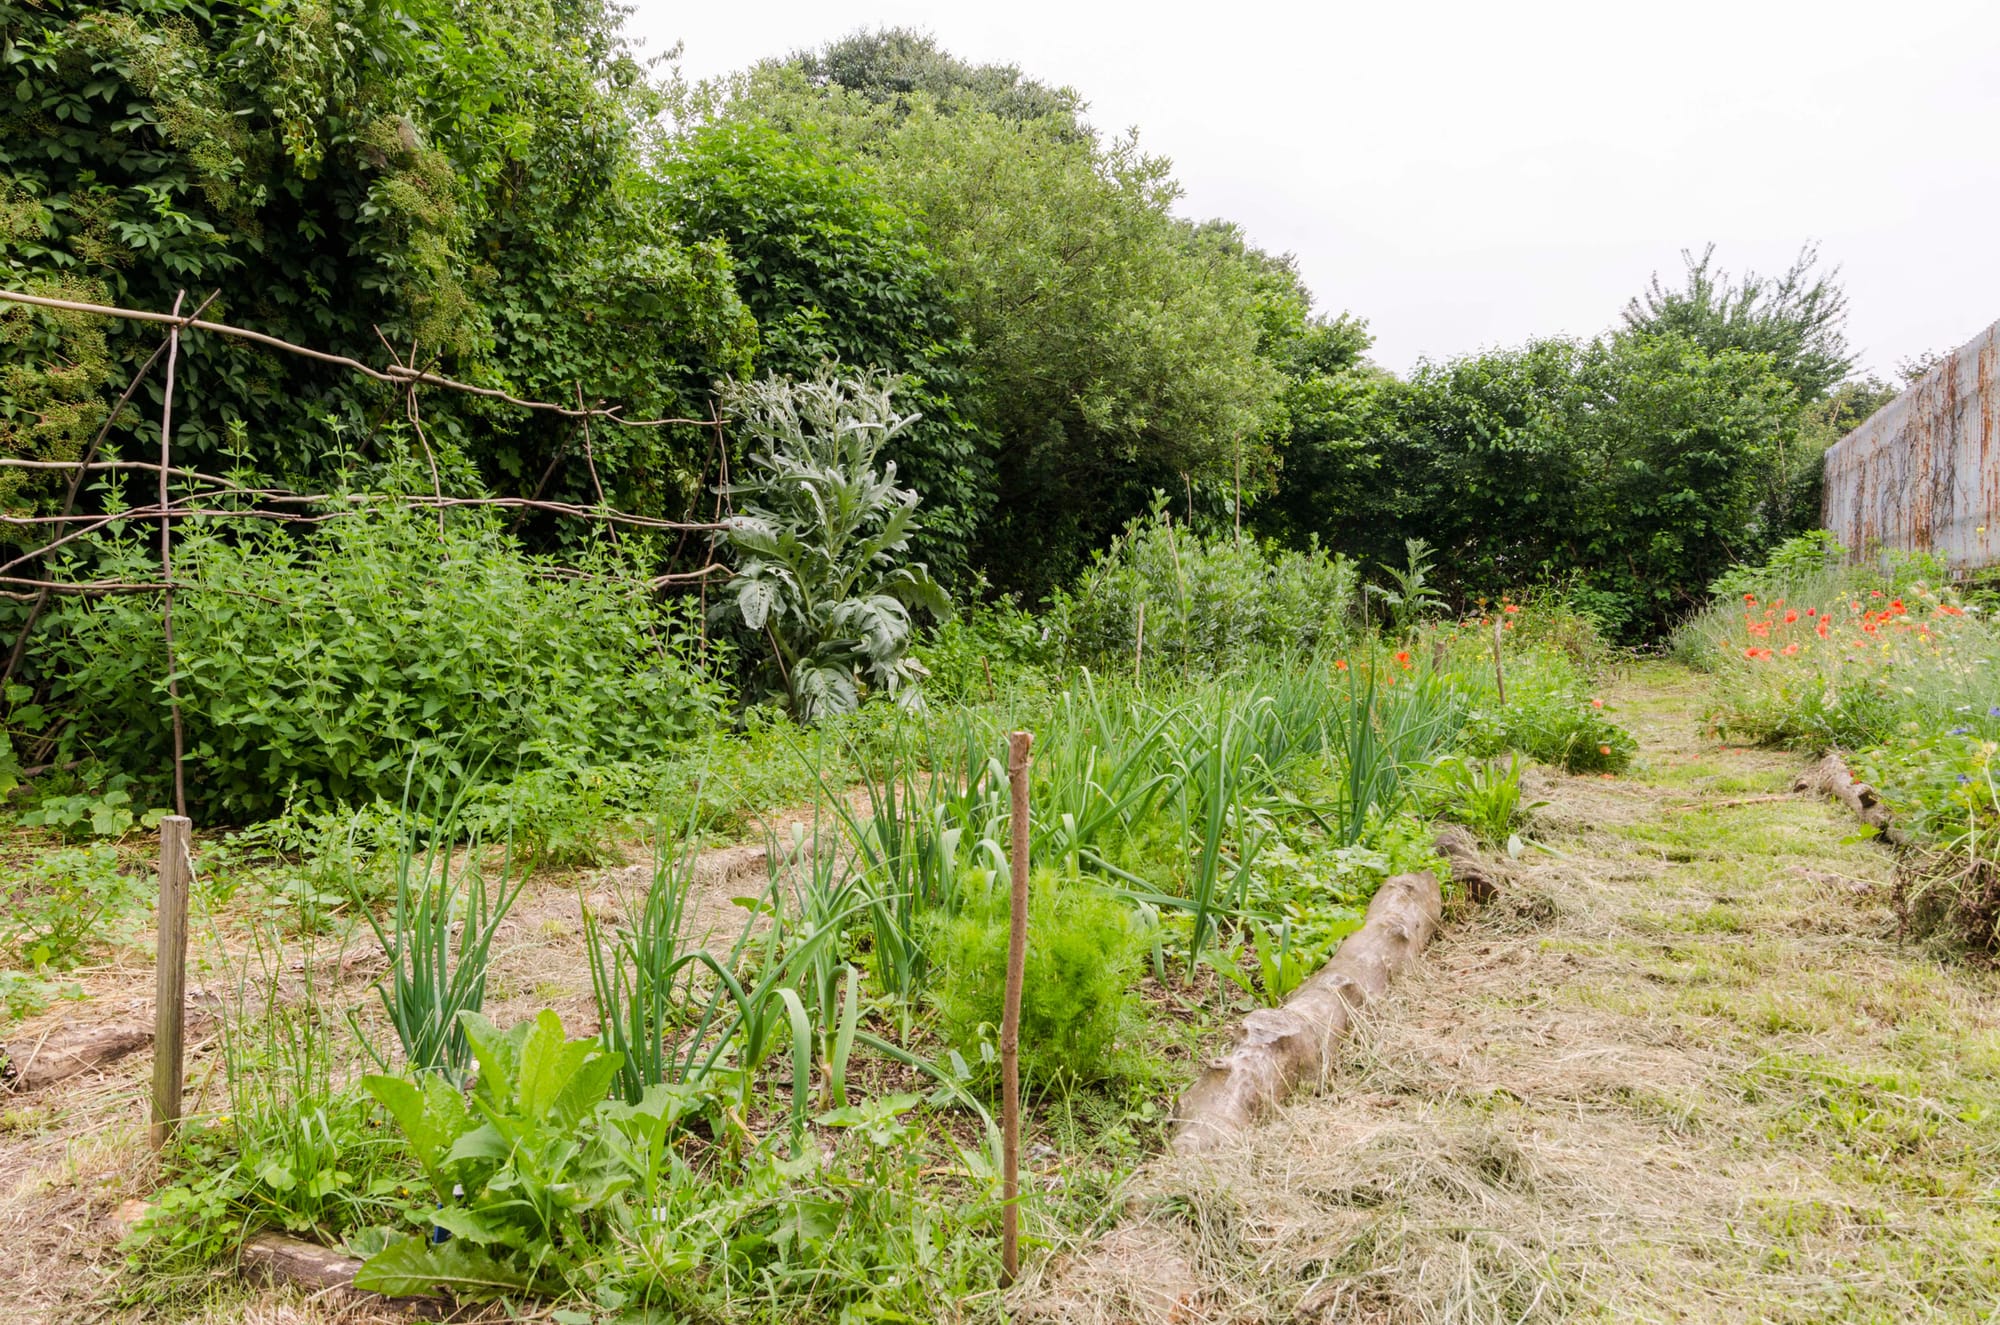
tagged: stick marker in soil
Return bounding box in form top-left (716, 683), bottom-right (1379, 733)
top-left (1002, 730), bottom-right (1033, 1287)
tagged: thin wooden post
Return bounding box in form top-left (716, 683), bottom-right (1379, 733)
top-left (1000, 730), bottom-right (1033, 1288)
top-left (158, 289), bottom-right (188, 818)
top-left (1134, 601), bottom-right (1145, 683)
top-left (151, 815), bottom-right (192, 1149)
top-left (1490, 617), bottom-right (1507, 706)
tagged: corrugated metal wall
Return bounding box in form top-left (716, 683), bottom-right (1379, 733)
top-left (1822, 316), bottom-right (2000, 573)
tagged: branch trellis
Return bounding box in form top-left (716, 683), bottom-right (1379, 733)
top-left (0, 285), bottom-right (740, 802)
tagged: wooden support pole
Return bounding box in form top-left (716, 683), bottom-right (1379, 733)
top-left (1001, 730), bottom-right (1033, 1288)
top-left (1490, 616), bottom-right (1507, 706)
top-left (1134, 601), bottom-right (1145, 683)
top-left (158, 290), bottom-right (188, 818)
top-left (151, 815), bottom-right (191, 1148)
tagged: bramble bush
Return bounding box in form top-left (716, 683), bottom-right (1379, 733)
top-left (31, 508), bottom-right (724, 819)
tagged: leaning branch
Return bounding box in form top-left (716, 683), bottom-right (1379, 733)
top-left (0, 288), bottom-right (713, 427)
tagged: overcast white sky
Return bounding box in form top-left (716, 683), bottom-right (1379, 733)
top-left (624, 0), bottom-right (2000, 379)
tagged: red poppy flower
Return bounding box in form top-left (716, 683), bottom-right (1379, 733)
top-left (1781, 643), bottom-right (1799, 656)
top-left (1394, 650), bottom-right (1412, 669)
top-left (1503, 604), bottom-right (1520, 614)
top-left (1334, 659), bottom-right (1349, 671)
top-left (1744, 593), bottom-right (1757, 605)
top-left (1783, 610), bottom-right (1799, 625)
top-left (1598, 744), bottom-right (1612, 756)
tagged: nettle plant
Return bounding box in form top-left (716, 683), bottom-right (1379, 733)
top-left (713, 370), bottom-right (950, 720)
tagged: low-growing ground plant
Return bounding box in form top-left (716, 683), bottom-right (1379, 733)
top-left (0, 845), bottom-right (140, 970)
top-left (1428, 753), bottom-right (1545, 845)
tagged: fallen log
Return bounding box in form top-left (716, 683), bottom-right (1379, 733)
top-left (1171, 869), bottom-right (1442, 1154)
top-left (2, 1020), bottom-right (152, 1093)
top-left (1795, 753), bottom-right (1905, 847)
top-left (241, 1232), bottom-right (453, 1319)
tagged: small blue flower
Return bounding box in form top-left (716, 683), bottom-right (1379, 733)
top-left (1958, 774), bottom-right (1973, 784)
top-left (1951, 725), bottom-right (1972, 736)
top-left (1991, 706), bottom-right (2000, 718)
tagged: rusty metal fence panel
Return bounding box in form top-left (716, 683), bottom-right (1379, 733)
top-left (1823, 316), bottom-right (2000, 573)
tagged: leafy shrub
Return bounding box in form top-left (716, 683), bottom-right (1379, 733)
top-left (711, 369), bottom-right (951, 719)
top-left (1468, 693), bottom-right (1636, 774)
top-left (912, 592), bottom-right (1056, 704)
top-left (932, 871), bottom-right (1145, 1089)
top-left (1053, 496), bottom-right (1356, 676)
top-left (31, 508), bottom-right (723, 819)
top-left (1708, 530), bottom-right (1845, 600)
top-left (0, 846), bottom-right (140, 969)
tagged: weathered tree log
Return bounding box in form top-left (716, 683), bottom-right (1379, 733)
top-left (240, 1232), bottom-right (452, 1318)
top-left (2, 1021), bottom-right (153, 1092)
top-left (1434, 825), bottom-right (1501, 904)
top-left (1795, 753), bottom-right (1905, 847)
top-left (1171, 870), bottom-right (1443, 1153)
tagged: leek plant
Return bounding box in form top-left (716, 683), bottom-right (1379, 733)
top-left (1176, 691), bottom-right (1277, 964)
top-left (1030, 675), bottom-right (1181, 870)
top-left (583, 829), bottom-right (707, 1104)
top-left (358, 768), bottom-right (525, 1079)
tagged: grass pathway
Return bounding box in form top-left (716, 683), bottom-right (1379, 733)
top-left (1055, 660), bottom-right (2000, 1323)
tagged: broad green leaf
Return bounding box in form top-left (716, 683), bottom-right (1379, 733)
top-left (352, 1235), bottom-right (537, 1300)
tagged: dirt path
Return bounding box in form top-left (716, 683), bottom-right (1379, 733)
top-left (1051, 661), bottom-right (2000, 1324)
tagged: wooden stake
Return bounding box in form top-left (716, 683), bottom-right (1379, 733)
top-left (1000, 730), bottom-right (1033, 1288)
top-left (1490, 617), bottom-right (1507, 706)
top-left (151, 815), bottom-right (192, 1148)
top-left (1134, 601), bottom-right (1145, 683)
top-left (158, 290), bottom-right (188, 818)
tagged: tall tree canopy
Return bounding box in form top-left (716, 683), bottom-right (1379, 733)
top-left (0, 0), bottom-right (755, 527)
top-left (727, 30), bottom-right (1297, 591)
top-left (1622, 243), bottom-right (1855, 403)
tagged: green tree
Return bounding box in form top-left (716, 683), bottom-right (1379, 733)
top-left (1254, 314), bottom-right (1391, 554)
top-left (788, 27), bottom-right (1079, 126)
top-left (1622, 243), bottom-right (1854, 402)
top-left (0, 0), bottom-right (754, 528)
top-left (730, 49), bottom-right (1290, 593)
top-left (657, 119), bottom-right (990, 574)
top-left (1574, 332), bottom-right (1798, 633)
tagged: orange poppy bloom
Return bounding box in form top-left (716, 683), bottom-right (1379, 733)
top-left (1394, 650), bottom-right (1412, 669)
